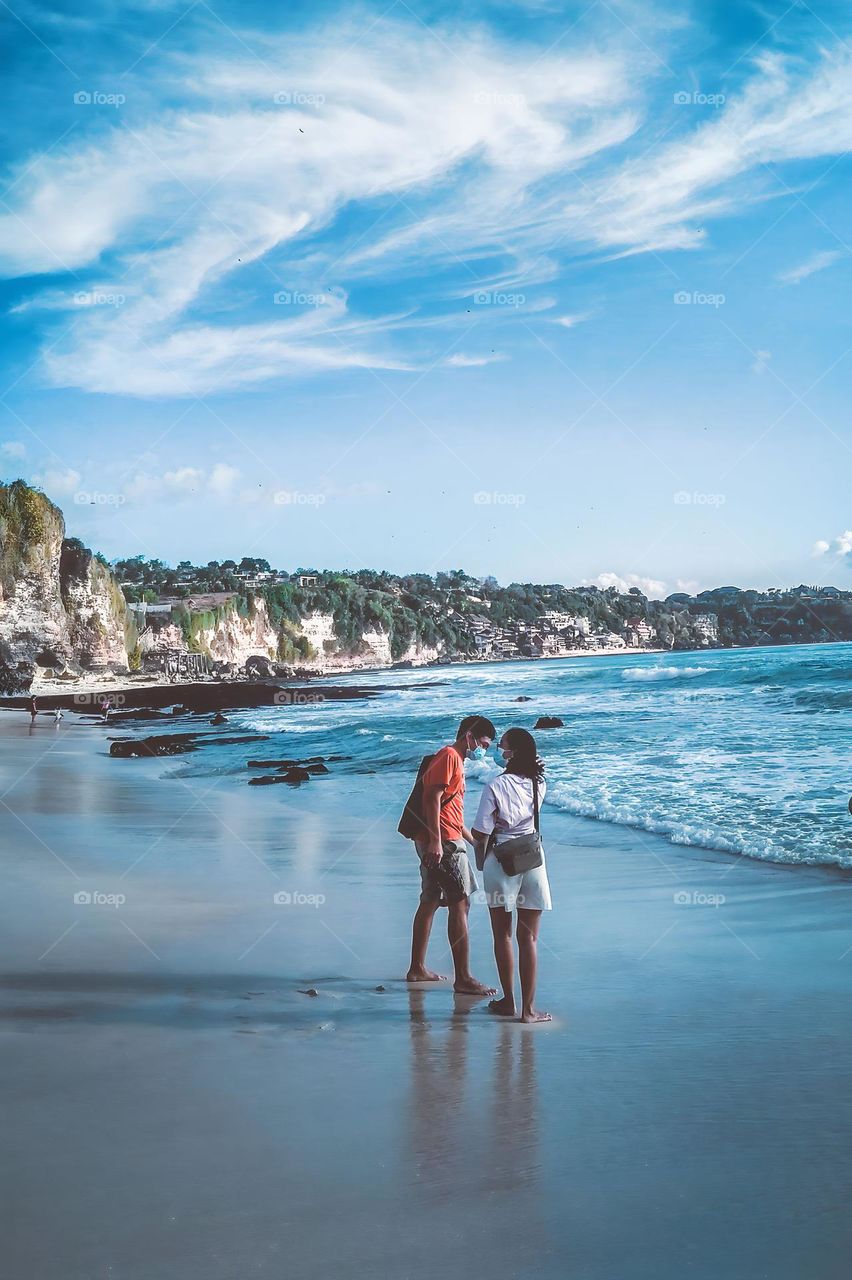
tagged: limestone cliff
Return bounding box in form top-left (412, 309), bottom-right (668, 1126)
top-left (0, 482), bottom-right (131, 692)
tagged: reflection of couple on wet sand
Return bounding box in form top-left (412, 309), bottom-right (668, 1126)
top-left (399, 715), bottom-right (552, 1023)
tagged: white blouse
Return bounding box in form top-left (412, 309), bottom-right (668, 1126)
top-left (473, 772), bottom-right (545, 840)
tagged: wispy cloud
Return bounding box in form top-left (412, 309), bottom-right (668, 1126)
top-left (778, 250), bottom-right (842, 285)
top-left (2, 24), bottom-right (852, 396)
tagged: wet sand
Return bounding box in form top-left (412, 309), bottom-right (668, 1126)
top-left (2, 714), bottom-right (852, 1278)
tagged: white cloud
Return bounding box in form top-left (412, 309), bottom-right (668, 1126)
top-left (33, 467), bottom-right (81, 496)
top-left (676, 578), bottom-right (700, 594)
top-left (2, 29), bottom-right (852, 395)
top-left (811, 539), bottom-right (830, 556)
top-left (1, 441), bottom-right (26, 459)
top-left (778, 250), bottom-right (842, 285)
top-left (835, 530), bottom-right (852, 556)
top-left (553, 313), bottom-right (590, 328)
top-left (751, 349), bottom-right (771, 375)
top-left (592, 571), bottom-right (667, 597)
top-left (207, 463), bottom-right (240, 497)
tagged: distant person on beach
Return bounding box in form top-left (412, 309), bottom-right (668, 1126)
top-left (29, 695), bottom-right (37, 724)
top-left (53, 708), bottom-right (63, 725)
top-left (401, 715), bottom-right (497, 996)
top-left (472, 728), bottom-right (552, 1023)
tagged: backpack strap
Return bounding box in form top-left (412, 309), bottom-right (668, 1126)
top-left (532, 775), bottom-right (540, 833)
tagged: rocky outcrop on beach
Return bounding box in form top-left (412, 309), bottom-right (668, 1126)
top-left (0, 483), bottom-right (130, 692)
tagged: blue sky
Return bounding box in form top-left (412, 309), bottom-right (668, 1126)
top-left (1, 0), bottom-right (851, 596)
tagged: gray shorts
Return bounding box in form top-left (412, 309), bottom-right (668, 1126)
top-left (415, 838), bottom-right (478, 906)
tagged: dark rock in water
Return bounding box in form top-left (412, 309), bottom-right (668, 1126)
top-left (305, 762), bottom-right (329, 774)
top-left (533, 716), bottom-right (564, 729)
top-left (514, 695), bottom-right (533, 702)
top-left (282, 766), bottom-right (311, 784)
top-left (210, 712), bottom-right (228, 725)
top-left (374, 985), bottom-right (386, 993)
top-left (299, 988), bottom-right (320, 997)
top-left (248, 758), bottom-right (298, 769)
top-left (111, 731), bottom-right (267, 759)
top-left (110, 733), bottom-right (198, 758)
top-left (248, 775), bottom-right (289, 786)
top-left (326, 755), bottom-right (352, 762)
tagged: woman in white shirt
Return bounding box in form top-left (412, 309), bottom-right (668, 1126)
top-left (472, 728), bottom-right (552, 1023)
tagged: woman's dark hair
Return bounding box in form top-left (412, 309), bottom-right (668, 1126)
top-left (501, 727), bottom-right (544, 781)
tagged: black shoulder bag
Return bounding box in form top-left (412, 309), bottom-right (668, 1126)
top-left (490, 777), bottom-right (543, 877)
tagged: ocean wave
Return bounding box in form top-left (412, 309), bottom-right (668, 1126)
top-left (544, 783), bottom-right (851, 869)
top-left (622, 665), bottom-right (711, 682)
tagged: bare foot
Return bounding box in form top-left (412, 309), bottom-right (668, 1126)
top-left (487, 996), bottom-right (516, 1017)
top-left (406, 968), bottom-right (448, 983)
top-left (520, 1008), bottom-right (552, 1023)
top-left (454, 978), bottom-right (497, 997)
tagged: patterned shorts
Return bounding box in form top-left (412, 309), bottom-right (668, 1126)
top-left (415, 838), bottom-right (478, 905)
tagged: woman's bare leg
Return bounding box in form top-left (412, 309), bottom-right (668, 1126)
top-left (487, 906), bottom-right (515, 1015)
top-left (517, 908), bottom-right (551, 1023)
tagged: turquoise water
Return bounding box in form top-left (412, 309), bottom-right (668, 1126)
top-left (176, 642), bottom-right (852, 871)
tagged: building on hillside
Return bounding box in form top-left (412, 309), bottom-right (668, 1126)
top-left (625, 617), bottom-right (657, 647)
top-left (297, 575), bottom-right (318, 588)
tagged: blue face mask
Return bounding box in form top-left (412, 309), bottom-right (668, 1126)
top-left (468, 743), bottom-right (489, 761)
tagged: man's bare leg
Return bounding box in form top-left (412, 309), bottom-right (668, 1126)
top-left (487, 906), bottom-right (516, 1015)
top-left (517, 908), bottom-right (551, 1023)
top-left (407, 898), bottom-right (447, 981)
top-left (448, 898), bottom-right (496, 996)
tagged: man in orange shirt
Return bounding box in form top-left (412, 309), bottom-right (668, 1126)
top-left (407, 714), bottom-right (497, 995)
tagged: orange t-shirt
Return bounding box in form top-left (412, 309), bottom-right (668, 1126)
top-left (422, 745), bottom-right (465, 841)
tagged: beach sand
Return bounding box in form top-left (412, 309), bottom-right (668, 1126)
top-left (2, 713), bottom-right (851, 1278)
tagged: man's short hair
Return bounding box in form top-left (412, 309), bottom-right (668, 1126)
top-left (457, 714), bottom-right (497, 741)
